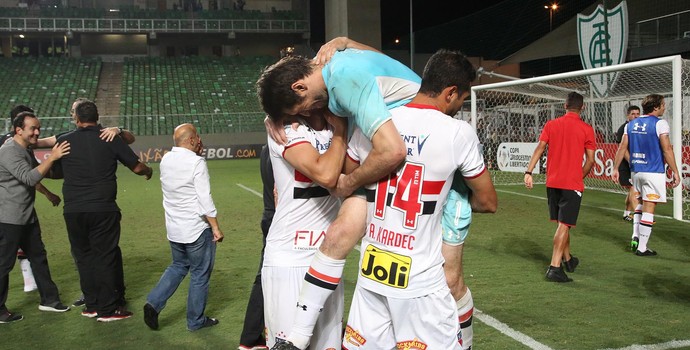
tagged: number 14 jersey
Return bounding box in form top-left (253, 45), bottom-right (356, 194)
top-left (347, 104), bottom-right (485, 298)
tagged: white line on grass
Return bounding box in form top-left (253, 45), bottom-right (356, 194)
top-left (237, 183), bottom-right (262, 198)
top-left (238, 183), bottom-right (686, 349)
top-left (497, 189), bottom-right (680, 221)
top-left (599, 340), bottom-right (690, 350)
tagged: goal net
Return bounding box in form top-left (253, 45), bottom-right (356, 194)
top-left (468, 55), bottom-right (690, 221)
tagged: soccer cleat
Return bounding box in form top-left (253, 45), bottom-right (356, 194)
top-left (238, 346), bottom-right (269, 350)
top-left (143, 303), bottom-right (159, 330)
top-left (545, 266), bottom-right (573, 283)
top-left (190, 317), bottom-right (219, 331)
top-left (72, 295), bottom-right (85, 307)
top-left (38, 302), bottom-right (70, 313)
top-left (635, 249), bottom-right (657, 256)
top-left (623, 214), bottom-right (633, 222)
top-left (0, 311), bottom-right (23, 323)
top-left (96, 307), bottom-right (133, 322)
top-left (630, 237), bottom-right (639, 252)
top-left (81, 309), bottom-right (98, 318)
top-left (562, 256), bottom-right (579, 273)
top-left (270, 339), bottom-right (300, 350)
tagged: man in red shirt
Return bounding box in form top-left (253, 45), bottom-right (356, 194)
top-left (524, 92), bottom-right (596, 282)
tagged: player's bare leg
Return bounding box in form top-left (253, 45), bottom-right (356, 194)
top-left (442, 244), bottom-right (473, 350)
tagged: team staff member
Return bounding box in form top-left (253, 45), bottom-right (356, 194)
top-left (525, 92), bottom-right (596, 283)
top-left (144, 124), bottom-right (223, 331)
top-left (612, 94), bottom-right (681, 256)
top-left (55, 100), bottom-right (152, 322)
top-left (615, 106), bottom-right (641, 225)
top-left (0, 112), bottom-right (71, 324)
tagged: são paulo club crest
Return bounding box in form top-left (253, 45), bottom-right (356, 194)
top-left (577, 1), bottom-right (628, 97)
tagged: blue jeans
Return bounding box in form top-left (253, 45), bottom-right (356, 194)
top-left (147, 228), bottom-right (216, 330)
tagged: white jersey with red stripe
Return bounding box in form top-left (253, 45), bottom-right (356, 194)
top-left (264, 120), bottom-right (341, 267)
top-left (347, 104), bottom-right (485, 298)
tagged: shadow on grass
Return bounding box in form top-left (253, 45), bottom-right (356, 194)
top-left (642, 271), bottom-right (690, 304)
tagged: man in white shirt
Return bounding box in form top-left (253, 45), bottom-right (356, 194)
top-left (143, 123), bottom-right (224, 331)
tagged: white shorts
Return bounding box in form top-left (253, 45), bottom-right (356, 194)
top-left (632, 172), bottom-right (667, 203)
top-left (262, 266), bottom-right (344, 350)
top-left (343, 286), bottom-right (461, 350)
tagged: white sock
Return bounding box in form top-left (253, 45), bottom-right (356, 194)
top-left (624, 210), bottom-right (631, 217)
top-left (632, 204), bottom-right (642, 240)
top-left (456, 288), bottom-right (474, 350)
top-left (638, 212), bottom-right (654, 252)
top-left (20, 258), bottom-right (37, 292)
top-left (288, 251), bottom-right (345, 350)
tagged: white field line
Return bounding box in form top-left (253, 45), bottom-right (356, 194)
top-left (237, 183), bottom-right (689, 349)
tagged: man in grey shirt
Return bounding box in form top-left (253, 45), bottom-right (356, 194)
top-left (0, 112), bottom-right (71, 323)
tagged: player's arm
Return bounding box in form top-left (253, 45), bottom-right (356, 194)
top-left (194, 160), bottom-right (223, 242)
top-left (524, 140), bottom-right (547, 189)
top-left (465, 171), bottom-right (497, 213)
top-left (612, 134), bottom-right (628, 183)
top-left (335, 120), bottom-right (405, 196)
top-left (315, 37), bottom-right (381, 65)
top-left (128, 162), bottom-right (153, 180)
top-left (582, 148), bottom-right (595, 178)
top-left (36, 182), bottom-right (61, 206)
top-left (100, 127), bottom-right (136, 144)
top-left (659, 134), bottom-right (681, 187)
top-left (283, 115), bottom-right (347, 189)
top-left (36, 135), bottom-right (57, 148)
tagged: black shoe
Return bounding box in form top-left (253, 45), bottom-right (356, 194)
top-left (38, 302), bottom-right (70, 313)
top-left (545, 266), bottom-right (573, 283)
top-left (190, 317), bottom-right (219, 331)
top-left (72, 295), bottom-right (85, 307)
top-left (635, 249), bottom-right (657, 256)
top-left (143, 303), bottom-right (159, 330)
top-left (0, 310), bottom-right (23, 323)
top-left (562, 256), bottom-right (579, 273)
top-left (96, 307), bottom-right (133, 322)
top-left (630, 237), bottom-right (639, 252)
top-left (270, 340), bottom-right (300, 350)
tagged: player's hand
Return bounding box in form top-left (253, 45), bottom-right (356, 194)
top-left (100, 127), bottom-right (121, 142)
top-left (212, 228), bottom-right (224, 243)
top-left (264, 115), bottom-right (287, 145)
top-left (144, 166), bottom-right (153, 180)
top-left (671, 173), bottom-right (681, 188)
top-left (195, 138), bottom-right (204, 156)
top-left (611, 169), bottom-right (619, 184)
top-left (49, 141), bottom-right (71, 161)
top-left (45, 192), bottom-right (61, 206)
top-left (314, 37), bottom-right (349, 66)
top-left (331, 173), bottom-right (355, 198)
top-left (524, 173), bottom-right (533, 189)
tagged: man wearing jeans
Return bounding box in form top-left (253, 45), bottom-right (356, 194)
top-left (144, 123), bottom-right (224, 331)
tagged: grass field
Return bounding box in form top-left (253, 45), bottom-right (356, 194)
top-left (3, 159), bottom-right (690, 349)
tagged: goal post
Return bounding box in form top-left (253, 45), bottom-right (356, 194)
top-left (470, 55), bottom-right (689, 221)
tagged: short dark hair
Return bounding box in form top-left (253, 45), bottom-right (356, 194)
top-left (565, 92), bottom-right (584, 110)
top-left (74, 99), bottom-right (99, 123)
top-left (626, 105), bottom-right (640, 114)
top-left (418, 49), bottom-right (476, 97)
top-left (256, 55), bottom-right (314, 121)
top-left (10, 105), bottom-right (34, 123)
top-left (641, 94), bottom-right (664, 114)
top-left (13, 111), bottom-right (37, 132)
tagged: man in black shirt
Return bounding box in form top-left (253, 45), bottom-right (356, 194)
top-left (55, 100), bottom-right (152, 322)
top-left (615, 105), bottom-right (641, 224)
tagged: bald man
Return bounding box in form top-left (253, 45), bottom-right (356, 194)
top-left (144, 124), bottom-right (224, 331)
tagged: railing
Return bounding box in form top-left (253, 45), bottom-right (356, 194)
top-left (3, 112), bottom-right (266, 137)
top-left (0, 17), bottom-right (308, 33)
top-left (632, 10), bottom-right (690, 48)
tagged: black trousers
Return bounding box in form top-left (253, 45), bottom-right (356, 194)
top-left (0, 221), bottom-right (60, 312)
top-left (64, 211), bottom-right (124, 316)
top-left (239, 219), bottom-right (269, 346)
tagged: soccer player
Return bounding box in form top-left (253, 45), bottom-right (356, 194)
top-left (524, 92), bottom-right (596, 283)
top-left (343, 49), bottom-right (488, 349)
top-left (612, 94), bottom-right (681, 256)
top-left (614, 106), bottom-right (641, 223)
top-left (263, 110), bottom-right (347, 349)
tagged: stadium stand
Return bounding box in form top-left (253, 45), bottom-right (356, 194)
top-left (0, 57), bottom-right (101, 135)
top-left (120, 55), bottom-right (273, 135)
